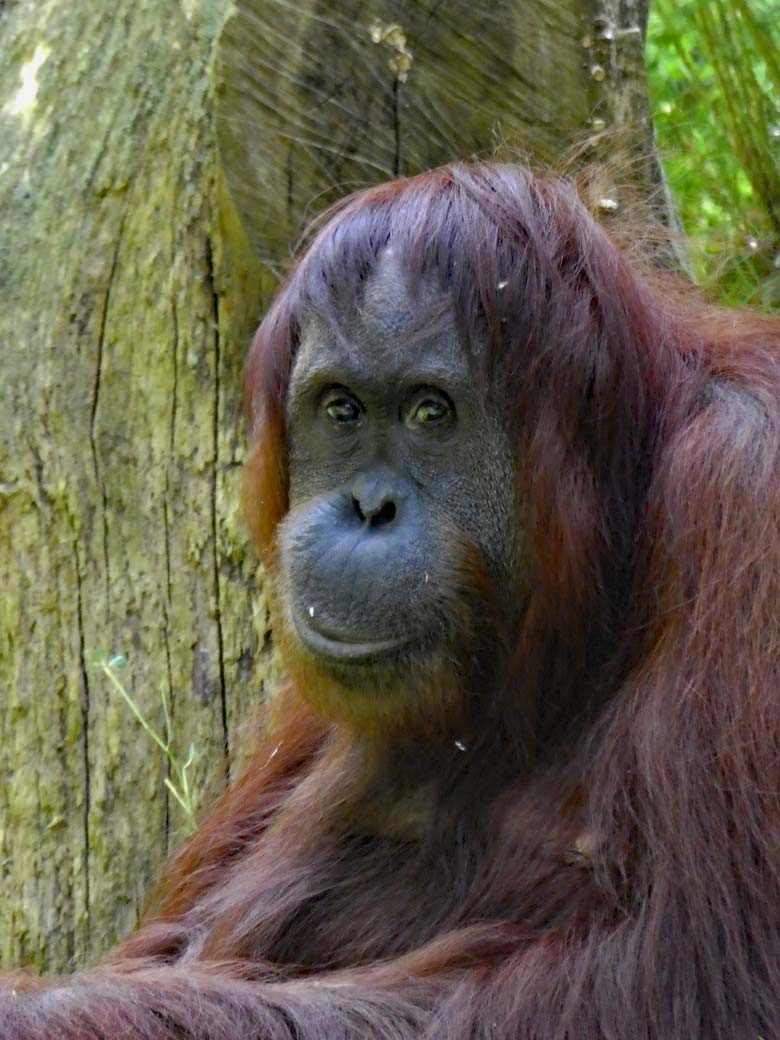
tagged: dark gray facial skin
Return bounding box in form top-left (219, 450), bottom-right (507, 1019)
top-left (278, 252), bottom-right (520, 682)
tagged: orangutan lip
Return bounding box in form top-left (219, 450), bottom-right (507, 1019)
top-left (292, 610), bottom-right (411, 664)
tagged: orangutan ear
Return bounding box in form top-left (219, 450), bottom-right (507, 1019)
top-left (242, 415), bottom-right (288, 564)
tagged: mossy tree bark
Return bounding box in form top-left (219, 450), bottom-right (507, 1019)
top-left (0, 0), bottom-right (656, 973)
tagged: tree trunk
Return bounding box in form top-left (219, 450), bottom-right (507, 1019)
top-left (0, 0), bottom-right (657, 974)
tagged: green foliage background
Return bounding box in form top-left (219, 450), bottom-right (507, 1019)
top-left (646, 0), bottom-right (780, 307)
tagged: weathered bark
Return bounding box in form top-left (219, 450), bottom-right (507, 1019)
top-left (218, 0), bottom-right (658, 256)
top-left (0, 0), bottom-right (272, 974)
top-left (0, 0), bottom-right (659, 974)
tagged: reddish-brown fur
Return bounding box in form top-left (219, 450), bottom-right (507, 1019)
top-left (4, 163), bottom-right (780, 1038)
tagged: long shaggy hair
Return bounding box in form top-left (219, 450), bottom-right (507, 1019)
top-left (4, 163), bottom-right (780, 1039)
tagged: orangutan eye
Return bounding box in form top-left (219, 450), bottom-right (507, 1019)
top-left (405, 391), bottom-right (454, 428)
top-left (322, 389), bottom-right (363, 426)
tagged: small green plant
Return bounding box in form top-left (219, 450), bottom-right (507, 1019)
top-left (95, 653), bottom-right (197, 832)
